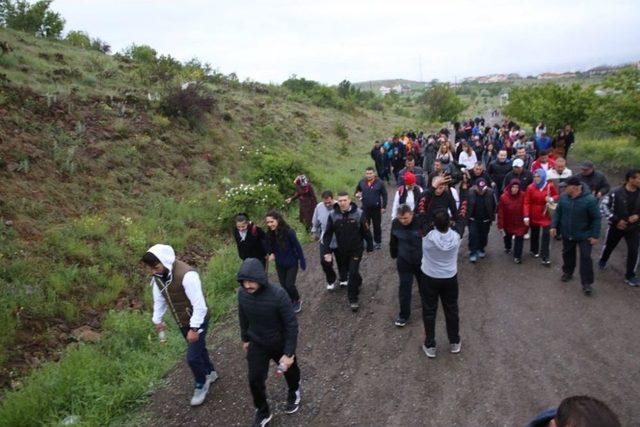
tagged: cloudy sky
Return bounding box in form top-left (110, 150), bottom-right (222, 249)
top-left (54, 0), bottom-right (640, 84)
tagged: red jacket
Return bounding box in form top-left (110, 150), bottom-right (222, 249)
top-left (498, 190), bottom-right (528, 236)
top-left (524, 182), bottom-right (559, 227)
top-left (530, 158), bottom-right (556, 173)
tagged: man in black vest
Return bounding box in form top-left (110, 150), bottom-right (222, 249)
top-left (238, 258), bottom-right (300, 427)
top-left (142, 244), bottom-right (216, 407)
top-left (355, 167), bottom-right (388, 249)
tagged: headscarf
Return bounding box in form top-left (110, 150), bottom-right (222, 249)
top-left (295, 174), bottom-right (311, 194)
top-left (534, 168), bottom-right (547, 190)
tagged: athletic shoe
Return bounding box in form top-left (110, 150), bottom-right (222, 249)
top-left (326, 281), bottom-right (336, 291)
top-left (530, 251), bottom-right (539, 258)
top-left (252, 410), bottom-right (272, 427)
top-left (524, 233), bottom-right (530, 240)
top-left (504, 248), bottom-right (512, 254)
top-left (478, 250), bottom-right (486, 258)
top-left (284, 389), bottom-right (301, 414)
top-left (541, 258), bottom-right (551, 266)
top-left (469, 253), bottom-right (478, 263)
top-left (339, 281), bottom-right (348, 288)
top-left (374, 243), bottom-right (382, 250)
top-left (514, 258), bottom-right (522, 264)
top-left (349, 301), bottom-right (359, 312)
top-left (598, 259), bottom-right (607, 271)
top-left (190, 383), bottom-right (209, 406)
top-left (292, 300), bottom-right (302, 314)
top-left (422, 344), bottom-right (436, 358)
top-left (561, 273), bottom-right (573, 282)
top-left (583, 286), bottom-right (593, 296)
top-left (625, 277), bottom-right (640, 287)
top-left (450, 341), bottom-right (461, 354)
top-left (394, 317), bottom-right (407, 327)
top-left (205, 370), bottom-right (218, 387)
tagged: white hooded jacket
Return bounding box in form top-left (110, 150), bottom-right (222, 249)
top-left (421, 228), bottom-right (461, 279)
top-left (148, 244), bottom-right (208, 328)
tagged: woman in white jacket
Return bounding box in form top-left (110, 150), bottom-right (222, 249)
top-left (458, 142), bottom-right (478, 170)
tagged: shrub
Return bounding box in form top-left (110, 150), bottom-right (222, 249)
top-left (65, 30), bottom-right (91, 48)
top-left (159, 83), bottom-right (216, 129)
top-left (215, 181), bottom-right (283, 231)
top-left (0, 0), bottom-right (65, 38)
top-left (121, 43), bottom-right (157, 63)
top-left (248, 149), bottom-right (309, 196)
top-left (334, 121), bottom-right (348, 139)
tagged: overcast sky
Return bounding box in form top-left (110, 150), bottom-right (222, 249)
top-left (54, 0), bottom-right (640, 85)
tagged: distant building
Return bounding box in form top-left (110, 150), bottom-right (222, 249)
top-left (379, 86), bottom-right (392, 95)
top-left (392, 84), bottom-right (411, 94)
top-left (537, 72), bottom-right (576, 80)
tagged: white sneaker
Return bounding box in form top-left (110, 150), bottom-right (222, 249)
top-left (524, 233), bottom-right (530, 240)
top-left (422, 344), bottom-right (436, 358)
top-left (190, 383), bottom-right (209, 406)
top-left (450, 341), bottom-right (461, 354)
top-left (205, 370), bottom-right (218, 387)
top-left (326, 281), bottom-right (336, 291)
top-left (339, 281), bottom-right (348, 288)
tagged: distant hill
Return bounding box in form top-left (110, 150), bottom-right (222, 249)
top-left (352, 79), bottom-right (426, 91)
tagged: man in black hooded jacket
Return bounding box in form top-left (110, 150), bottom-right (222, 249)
top-left (238, 258), bottom-right (300, 426)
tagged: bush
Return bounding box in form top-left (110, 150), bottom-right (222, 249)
top-left (215, 181), bottom-right (283, 231)
top-left (65, 30), bottom-right (91, 48)
top-left (248, 149), bottom-right (308, 196)
top-left (0, 0), bottom-right (65, 38)
top-left (335, 121), bottom-right (348, 139)
top-left (122, 43), bottom-right (157, 63)
top-left (159, 83), bottom-right (216, 129)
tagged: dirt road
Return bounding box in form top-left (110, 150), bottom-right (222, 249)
top-left (143, 191), bottom-right (640, 426)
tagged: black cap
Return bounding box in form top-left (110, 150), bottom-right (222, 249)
top-left (579, 160), bottom-right (594, 169)
top-left (565, 176), bottom-right (582, 187)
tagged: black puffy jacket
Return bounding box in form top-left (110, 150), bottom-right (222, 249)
top-left (322, 202), bottom-right (373, 255)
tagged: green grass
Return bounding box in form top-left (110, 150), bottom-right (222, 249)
top-left (571, 134), bottom-right (640, 172)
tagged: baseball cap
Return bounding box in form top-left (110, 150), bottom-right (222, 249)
top-left (477, 178), bottom-right (487, 189)
top-left (565, 176), bottom-right (582, 186)
top-left (513, 159), bottom-right (524, 168)
top-left (404, 172), bottom-right (416, 186)
top-left (579, 160), bottom-right (594, 169)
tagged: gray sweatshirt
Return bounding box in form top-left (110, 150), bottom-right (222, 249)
top-left (421, 228), bottom-right (461, 279)
top-left (311, 202), bottom-right (337, 248)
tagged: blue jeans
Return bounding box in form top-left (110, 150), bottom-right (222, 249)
top-left (181, 319), bottom-right (215, 385)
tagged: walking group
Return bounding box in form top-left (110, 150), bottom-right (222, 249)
top-left (139, 119), bottom-right (636, 426)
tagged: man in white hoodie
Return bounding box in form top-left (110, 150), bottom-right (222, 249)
top-left (142, 244), bottom-right (217, 406)
top-left (419, 210), bottom-right (464, 359)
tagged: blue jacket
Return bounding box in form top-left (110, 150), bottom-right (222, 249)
top-left (535, 136), bottom-right (552, 152)
top-left (268, 229), bottom-right (306, 270)
top-left (552, 183), bottom-right (601, 240)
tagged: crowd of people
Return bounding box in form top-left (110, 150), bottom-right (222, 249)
top-left (138, 119), bottom-right (637, 426)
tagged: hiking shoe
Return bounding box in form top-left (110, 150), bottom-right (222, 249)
top-left (504, 248), bottom-right (512, 254)
top-left (530, 251), bottom-right (539, 258)
top-left (350, 302), bottom-right (359, 312)
top-left (625, 277), bottom-right (640, 287)
top-left (524, 233), bottom-right (530, 240)
top-left (339, 281), bottom-right (348, 288)
top-left (478, 250), bottom-right (486, 258)
top-left (205, 370), bottom-right (218, 387)
top-left (583, 286), bottom-right (593, 296)
top-left (450, 341), bottom-right (462, 354)
top-left (374, 243), bottom-right (382, 250)
top-left (422, 344), bottom-right (436, 358)
top-left (541, 258), bottom-right (551, 266)
top-left (561, 273), bottom-right (573, 282)
top-left (598, 259), bottom-right (607, 271)
top-left (394, 317), bottom-right (407, 327)
top-left (326, 281), bottom-right (336, 291)
top-left (252, 410), bottom-right (272, 427)
top-left (469, 253), bottom-right (478, 263)
top-left (190, 383), bottom-right (209, 406)
top-left (292, 300), bottom-right (302, 314)
top-left (284, 389), bottom-right (301, 414)
top-left (514, 258), bottom-right (522, 264)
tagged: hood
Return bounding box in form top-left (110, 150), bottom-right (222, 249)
top-left (237, 258), bottom-right (268, 286)
top-left (147, 244), bottom-right (175, 272)
top-left (426, 229), bottom-right (459, 251)
top-left (333, 201), bottom-right (358, 214)
top-left (504, 178), bottom-right (522, 197)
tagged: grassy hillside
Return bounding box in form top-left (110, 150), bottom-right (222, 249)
top-left (0, 27), bottom-right (427, 423)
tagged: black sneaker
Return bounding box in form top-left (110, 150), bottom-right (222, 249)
top-left (561, 273), bottom-right (572, 282)
top-left (530, 251), bottom-right (540, 258)
top-left (374, 243), bottom-right (382, 250)
top-left (626, 277), bottom-right (640, 287)
top-left (253, 410), bottom-right (272, 427)
top-left (394, 317), bottom-right (407, 327)
top-left (541, 258), bottom-right (551, 266)
top-left (583, 286), bottom-right (593, 296)
top-left (598, 259), bottom-right (607, 271)
top-left (350, 301), bottom-right (359, 312)
top-left (504, 248), bottom-right (512, 254)
top-left (284, 389), bottom-right (301, 414)
top-left (514, 258), bottom-right (522, 264)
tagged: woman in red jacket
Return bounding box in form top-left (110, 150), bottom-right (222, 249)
top-left (524, 168), bottom-right (559, 266)
top-left (498, 179), bottom-right (528, 263)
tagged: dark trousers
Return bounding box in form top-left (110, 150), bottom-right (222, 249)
top-left (363, 206), bottom-right (382, 244)
top-left (562, 237), bottom-right (594, 286)
top-left (418, 274), bottom-right (460, 348)
top-left (335, 250), bottom-right (363, 303)
top-left (504, 233), bottom-right (524, 259)
top-left (247, 342), bottom-right (300, 417)
top-left (600, 227), bottom-right (640, 279)
top-left (319, 243), bottom-right (337, 284)
top-left (180, 319), bottom-right (215, 385)
top-left (276, 264), bottom-right (300, 302)
top-left (381, 158), bottom-right (391, 182)
top-left (468, 219), bottom-right (491, 253)
top-left (397, 258), bottom-right (422, 320)
top-left (530, 225), bottom-right (550, 258)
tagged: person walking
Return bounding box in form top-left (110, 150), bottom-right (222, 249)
top-left (237, 258), bottom-right (301, 427)
top-left (503, 158), bottom-right (533, 190)
top-left (322, 192), bottom-right (374, 311)
top-left (467, 178), bottom-right (496, 263)
top-left (286, 174), bottom-right (318, 231)
top-left (458, 141), bottom-right (478, 170)
top-left (355, 167), bottom-right (388, 250)
top-left (142, 244), bottom-right (217, 407)
top-left (416, 175), bottom-right (461, 234)
top-left (551, 176), bottom-right (601, 296)
top-left (487, 149), bottom-right (512, 196)
top-left (524, 169), bottom-right (559, 266)
top-left (546, 157), bottom-right (573, 185)
top-left (311, 191), bottom-right (339, 290)
top-left (265, 211), bottom-right (306, 313)
top-left (564, 124), bottom-right (575, 160)
top-left (598, 169), bottom-right (640, 287)
top-left (390, 204), bottom-right (423, 327)
top-left (419, 209), bottom-right (465, 358)
top-left (370, 141), bottom-right (384, 178)
top-left (391, 172), bottom-right (422, 220)
top-left (397, 154), bottom-right (426, 188)
top-left (498, 179), bottom-right (528, 263)
top-left (234, 213), bottom-right (268, 268)
top-left (578, 160), bottom-right (610, 200)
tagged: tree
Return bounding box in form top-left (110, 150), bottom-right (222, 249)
top-left (122, 44), bottom-right (158, 63)
top-left (504, 83), bottom-right (595, 132)
top-left (0, 0), bottom-right (64, 38)
top-left (419, 84), bottom-right (466, 122)
top-left (337, 79), bottom-right (352, 98)
top-left (588, 67), bottom-right (640, 139)
top-left (65, 30), bottom-right (91, 48)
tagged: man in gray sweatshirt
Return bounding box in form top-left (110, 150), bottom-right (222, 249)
top-left (418, 209), bottom-right (465, 359)
top-left (311, 190), bottom-right (339, 290)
